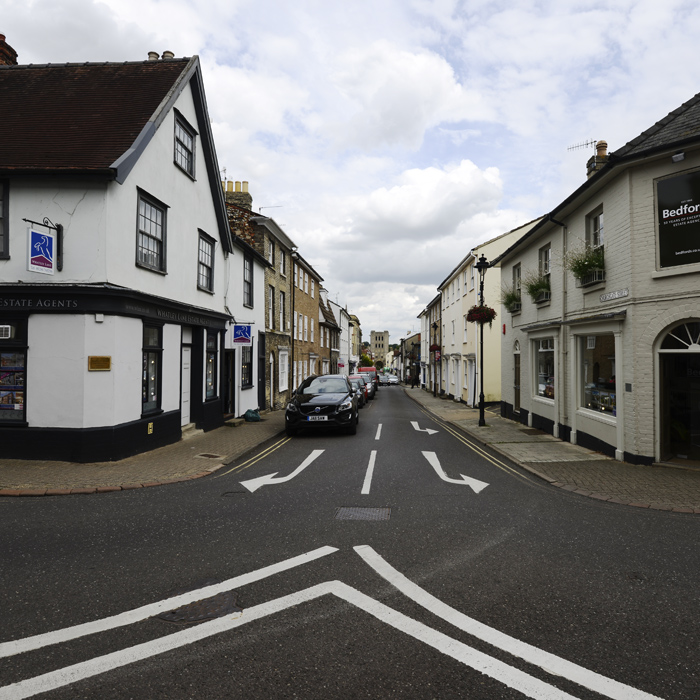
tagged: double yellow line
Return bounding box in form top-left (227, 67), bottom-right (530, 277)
top-left (418, 407), bottom-right (533, 484)
top-left (215, 436), bottom-right (290, 478)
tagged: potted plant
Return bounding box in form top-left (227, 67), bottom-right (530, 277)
top-left (523, 271), bottom-right (551, 303)
top-left (500, 285), bottom-right (521, 313)
top-left (565, 246), bottom-right (605, 286)
top-left (467, 304), bottom-right (497, 327)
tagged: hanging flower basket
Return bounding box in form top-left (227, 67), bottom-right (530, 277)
top-left (467, 304), bottom-right (497, 327)
top-left (429, 344), bottom-right (441, 352)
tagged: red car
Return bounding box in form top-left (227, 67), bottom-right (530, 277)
top-left (348, 374), bottom-right (369, 405)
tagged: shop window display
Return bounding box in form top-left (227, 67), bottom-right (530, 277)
top-left (581, 334), bottom-right (616, 415)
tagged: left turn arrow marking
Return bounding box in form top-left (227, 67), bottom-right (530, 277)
top-left (240, 450), bottom-right (325, 492)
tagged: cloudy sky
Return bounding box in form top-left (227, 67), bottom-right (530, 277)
top-left (4, 0), bottom-right (700, 343)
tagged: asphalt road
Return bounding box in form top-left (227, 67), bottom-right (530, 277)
top-left (1, 388), bottom-right (698, 699)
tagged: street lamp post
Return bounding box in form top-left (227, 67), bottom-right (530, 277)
top-left (431, 321), bottom-right (438, 397)
top-left (475, 254), bottom-right (489, 427)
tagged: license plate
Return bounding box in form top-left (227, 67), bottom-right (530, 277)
top-left (307, 415), bottom-right (327, 421)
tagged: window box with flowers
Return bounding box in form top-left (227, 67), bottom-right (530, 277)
top-left (467, 304), bottom-right (497, 327)
top-left (500, 285), bottom-right (521, 314)
top-left (566, 246), bottom-right (605, 288)
top-left (524, 272), bottom-right (551, 304)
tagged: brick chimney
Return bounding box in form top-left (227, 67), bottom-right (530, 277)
top-left (0, 34), bottom-right (18, 66)
top-left (586, 140), bottom-right (608, 179)
top-left (223, 180), bottom-right (253, 211)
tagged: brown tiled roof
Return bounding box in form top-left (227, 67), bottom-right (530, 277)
top-left (0, 59), bottom-right (191, 173)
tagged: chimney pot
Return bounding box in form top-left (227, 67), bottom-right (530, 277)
top-left (162, 50), bottom-right (175, 60)
top-left (0, 34), bottom-right (18, 66)
top-left (242, 181), bottom-right (249, 193)
top-left (235, 181), bottom-right (242, 192)
top-left (148, 51), bottom-right (160, 61)
top-left (227, 181), bottom-right (233, 192)
top-left (596, 140), bottom-right (608, 158)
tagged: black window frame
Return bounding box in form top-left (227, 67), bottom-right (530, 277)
top-left (205, 330), bottom-right (219, 400)
top-left (0, 317), bottom-right (27, 425)
top-left (174, 112), bottom-right (197, 178)
top-left (243, 254), bottom-right (254, 308)
top-left (197, 231), bottom-right (215, 293)
top-left (142, 324), bottom-right (163, 416)
top-left (136, 190), bottom-right (168, 273)
top-left (0, 180), bottom-right (8, 260)
top-left (241, 344), bottom-right (253, 388)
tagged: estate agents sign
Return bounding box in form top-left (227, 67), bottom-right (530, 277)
top-left (658, 170), bottom-right (700, 268)
top-left (27, 228), bottom-right (55, 275)
top-left (232, 324), bottom-right (253, 346)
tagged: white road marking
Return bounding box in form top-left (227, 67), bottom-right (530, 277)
top-left (375, 424), bottom-right (382, 440)
top-left (1, 581), bottom-right (584, 700)
top-left (361, 451), bottom-right (377, 494)
top-left (240, 449), bottom-right (325, 492)
top-left (354, 545), bottom-right (662, 700)
top-left (0, 546), bottom-right (338, 660)
top-left (411, 421), bottom-right (438, 435)
top-left (422, 451), bottom-right (489, 493)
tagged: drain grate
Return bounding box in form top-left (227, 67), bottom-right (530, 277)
top-left (157, 589), bottom-right (241, 624)
top-left (335, 506), bottom-right (391, 521)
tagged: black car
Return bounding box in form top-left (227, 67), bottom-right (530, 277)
top-left (285, 374), bottom-right (359, 436)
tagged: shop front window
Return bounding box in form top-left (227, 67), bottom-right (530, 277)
top-left (0, 320), bottom-right (26, 423)
top-left (206, 331), bottom-right (218, 399)
top-left (142, 325), bottom-right (162, 414)
top-left (536, 338), bottom-right (555, 399)
top-left (580, 334), bottom-right (616, 415)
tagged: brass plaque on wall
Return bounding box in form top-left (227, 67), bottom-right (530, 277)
top-left (88, 356), bottom-right (112, 371)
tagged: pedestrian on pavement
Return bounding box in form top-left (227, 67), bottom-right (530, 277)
top-left (411, 374), bottom-right (417, 388)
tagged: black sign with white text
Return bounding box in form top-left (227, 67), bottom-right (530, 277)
top-left (658, 170), bottom-right (700, 267)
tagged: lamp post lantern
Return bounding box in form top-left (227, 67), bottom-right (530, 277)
top-left (431, 321), bottom-right (438, 397)
top-left (475, 254), bottom-right (490, 426)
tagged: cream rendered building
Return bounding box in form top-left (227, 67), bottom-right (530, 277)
top-left (438, 221), bottom-right (541, 405)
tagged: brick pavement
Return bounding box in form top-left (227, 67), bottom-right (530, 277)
top-left (0, 411), bottom-right (286, 496)
top-left (405, 386), bottom-right (700, 514)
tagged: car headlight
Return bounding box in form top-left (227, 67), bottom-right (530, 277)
top-left (339, 399), bottom-right (353, 411)
top-left (286, 403), bottom-right (298, 412)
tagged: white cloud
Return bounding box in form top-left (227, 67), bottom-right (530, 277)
top-left (4, 0), bottom-right (700, 340)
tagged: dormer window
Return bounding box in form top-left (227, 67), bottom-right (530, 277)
top-left (174, 115), bottom-right (196, 177)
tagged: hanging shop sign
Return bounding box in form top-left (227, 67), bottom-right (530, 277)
top-left (27, 228), bottom-right (56, 275)
top-left (658, 170), bottom-right (700, 268)
top-left (232, 324), bottom-right (253, 346)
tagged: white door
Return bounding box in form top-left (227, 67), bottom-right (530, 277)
top-left (181, 346), bottom-right (191, 425)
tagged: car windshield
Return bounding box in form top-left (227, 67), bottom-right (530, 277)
top-left (304, 377), bottom-right (349, 394)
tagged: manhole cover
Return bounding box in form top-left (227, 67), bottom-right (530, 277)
top-left (335, 507), bottom-right (391, 521)
top-left (157, 590), bottom-right (241, 624)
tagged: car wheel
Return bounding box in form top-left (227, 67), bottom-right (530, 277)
top-left (285, 424), bottom-right (297, 437)
top-left (346, 412), bottom-right (357, 435)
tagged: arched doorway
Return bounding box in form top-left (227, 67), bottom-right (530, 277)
top-left (659, 321), bottom-right (700, 462)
